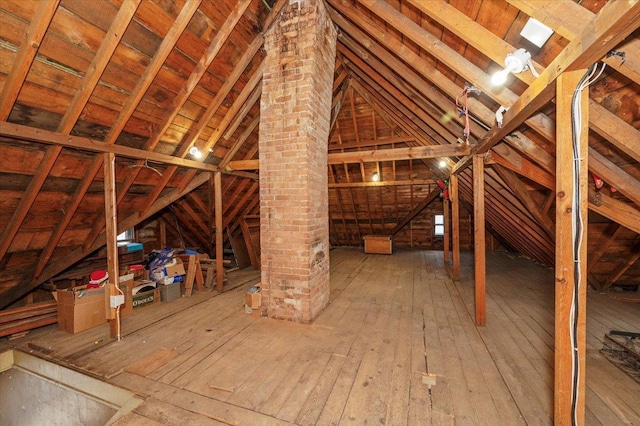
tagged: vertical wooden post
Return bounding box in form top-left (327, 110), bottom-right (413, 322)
top-left (214, 172), bottom-right (224, 292)
top-left (103, 152), bottom-right (119, 338)
top-left (443, 197), bottom-right (450, 263)
top-left (473, 155), bottom-right (486, 326)
top-left (159, 219), bottom-right (166, 248)
top-left (450, 174), bottom-right (460, 280)
top-left (555, 70), bottom-right (588, 425)
top-left (209, 173), bottom-right (215, 254)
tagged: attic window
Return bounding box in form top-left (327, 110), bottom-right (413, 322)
top-left (117, 228), bottom-right (135, 243)
top-left (434, 214), bottom-right (445, 237)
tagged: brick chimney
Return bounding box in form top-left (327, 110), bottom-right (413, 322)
top-left (259, 0), bottom-right (337, 323)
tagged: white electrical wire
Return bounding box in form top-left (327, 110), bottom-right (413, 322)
top-left (569, 62), bottom-right (606, 425)
top-left (527, 59), bottom-right (540, 77)
top-left (116, 285), bottom-right (124, 341)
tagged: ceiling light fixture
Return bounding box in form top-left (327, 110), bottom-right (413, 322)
top-left (189, 145), bottom-right (203, 159)
top-left (372, 172), bottom-right (380, 182)
top-left (520, 17), bottom-right (554, 48)
top-left (438, 160), bottom-right (447, 169)
top-left (491, 48), bottom-right (539, 86)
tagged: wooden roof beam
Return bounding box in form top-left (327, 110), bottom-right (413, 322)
top-left (28, 1), bottom-right (202, 280)
top-left (339, 45), bottom-right (454, 146)
top-left (82, 1), bottom-right (252, 250)
top-left (589, 147), bottom-right (640, 207)
top-left (111, 0), bottom-right (252, 211)
top-left (328, 2), bottom-right (555, 175)
top-left (328, 145), bottom-right (470, 164)
top-left (329, 136), bottom-right (416, 151)
top-left (0, 122), bottom-right (220, 172)
top-left (603, 240), bottom-right (640, 289)
top-left (506, 0), bottom-right (640, 85)
top-left (492, 166), bottom-right (555, 239)
top-left (452, 0), bottom-right (640, 175)
top-left (227, 144), bottom-right (469, 170)
top-left (589, 188), bottom-right (640, 235)
top-left (0, 1), bottom-right (140, 265)
top-left (329, 179), bottom-right (434, 188)
top-left (219, 114), bottom-right (260, 169)
top-left (0, 0), bottom-right (60, 120)
top-left (391, 187), bottom-right (441, 236)
top-left (1, 173), bottom-right (209, 309)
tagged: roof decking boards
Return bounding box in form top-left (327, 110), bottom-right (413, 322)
top-left (0, 0), bottom-right (638, 422)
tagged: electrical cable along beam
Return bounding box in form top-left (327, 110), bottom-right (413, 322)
top-left (450, 0), bottom-right (640, 177)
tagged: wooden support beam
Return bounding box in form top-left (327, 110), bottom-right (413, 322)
top-left (0, 0), bottom-right (60, 120)
top-left (588, 222), bottom-right (622, 268)
top-left (588, 147), bottom-right (640, 207)
top-left (329, 179), bottom-right (434, 188)
top-left (329, 0), bottom-right (555, 176)
top-left (228, 145), bottom-right (470, 171)
top-left (588, 188), bottom-right (640, 235)
top-left (0, 122), bottom-right (220, 173)
top-left (589, 102), bottom-right (640, 164)
top-left (219, 115), bottom-right (260, 168)
top-left (450, 174), bottom-right (461, 280)
top-left (555, 70), bottom-right (588, 425)
top-left (103, 153), bottom-right (119, 338)
top-left (215, 172), bottom-right (224, 292)
top-left (391, 187), bottom-right (441, 236)
top-left (328, 136), bottom-right (416, 151)
top-left (473, 155), bottom-right (486, 326)
top-left (506, 0), bottom-right (640, 85)
top-left (452, 0), bottom-right (640, 176)
top-left (603, 241), bottom-right (640, 290)
top-left (1, 172), bottom-right (211, 309)
top-left (493, 166), bottom-right (555, 239)
top-left (443, 198), bottom-right (450, 263)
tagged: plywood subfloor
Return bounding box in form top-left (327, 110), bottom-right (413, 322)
top-left (3, 248), bottom-right (639, 425)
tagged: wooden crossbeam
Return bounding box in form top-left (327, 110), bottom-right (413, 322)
top-left (328, 136), bottom-right (416, 151)
top-left (228, 145), bottom-right (469, 171)
top-left (329, 179), bottom-right (434, 188)
top-left (452, 0), bottom-right (640, 175)
top-left (329, 0), bottom-right (555, 176)
top-left (506, 0), bottom-right (640, 85)
top-left (328, 145), bottom-right (470, 164)
top-left (0, 122), bottom-right (220, 172)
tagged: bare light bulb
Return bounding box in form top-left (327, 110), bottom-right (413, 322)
top-left (491, 48), bottom-right (532, 86)
top-left (372, 172), bottom-right (380, 182)
top-left (438, 160), bottom-right (447, 168)
top-left (189, 146), bottom-right (202, 159)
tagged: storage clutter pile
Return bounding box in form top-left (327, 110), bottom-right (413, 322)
top-left (56, 247), bottom-right (190, 334)
top-left (145, 247), bottom-right (185, 303)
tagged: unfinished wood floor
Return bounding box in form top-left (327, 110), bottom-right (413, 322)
top-left (3, 248), bottom-right (639, 425)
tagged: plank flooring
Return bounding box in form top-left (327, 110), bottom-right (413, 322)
top-left (2, 248), bottom-right (639, 425)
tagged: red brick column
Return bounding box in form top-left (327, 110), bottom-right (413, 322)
top-left (259, 0), bottom-right (336, 323)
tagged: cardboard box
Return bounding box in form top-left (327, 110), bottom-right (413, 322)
top-left (57, 286), bottom-right (107, 333)
top-left (118, 274), bottom-right (134, 317)
top-left (159, 282), bottom-right (181, 302)
top-left (245, 291), bottom-right (261, 309)
top-left (132, 288), bottom-right (160, 309)
top-left (164, 258), bottom-right (185, 277)
top-left (364, 235), bottom-right (393, 254)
